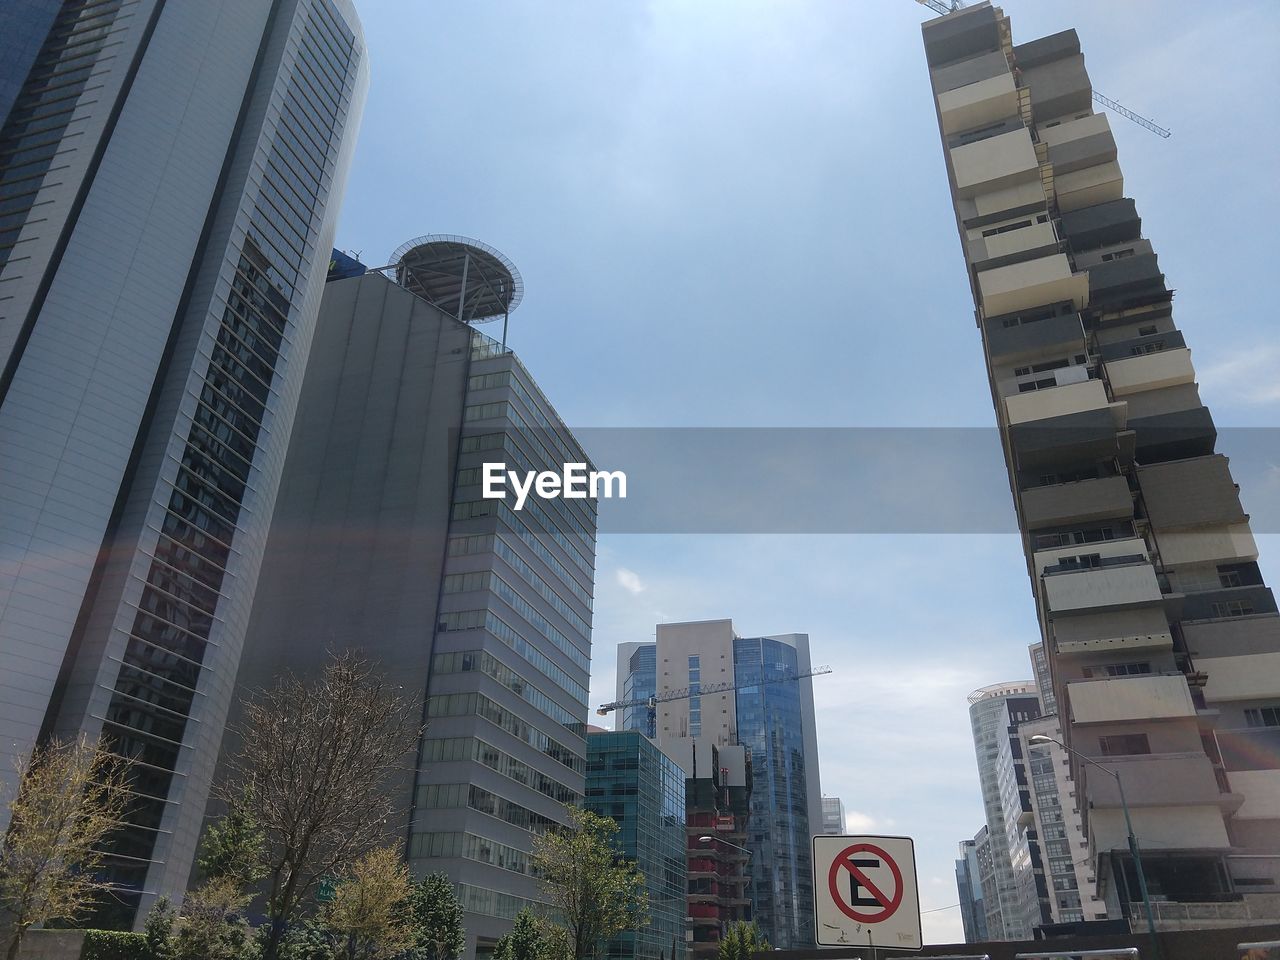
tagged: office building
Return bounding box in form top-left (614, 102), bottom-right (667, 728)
top-left (967, 682), bottom-right (1047, 940)
top-left (956, 833), bottom-right (990, 943)
top-left (226, 238), bottom-right (596, 959)
top-left (617, 620), bottom-right (823, 950)
top-left (924, 1), bottom-right (1280, 927)
top-left (821, 796), bottom-right (845, 835)
top-left (586, 729), bottom-right (688, 960)
top-left (0, 0), bottom-right (367, 925)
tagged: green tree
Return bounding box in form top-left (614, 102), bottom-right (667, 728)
top-left (168, 877), bottom-right (257, 960)
top-left (716, 921), bottom-right (769, 960)
top-left (491, 909), bottom-right (547, 960)
top-left (142, 896), bottom-right (176, 959)
top-left (199, 794), bottom-right (267, 890)
top-left (326, 846), bottom-right (415, 960)
top-left (0, 735), bottom-right (131, 960)
top-left (531, 807), bottom-right (647, 960)
top-left (405, 873), bottom-right (464, 960)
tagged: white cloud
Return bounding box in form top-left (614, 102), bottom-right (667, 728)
top-left (844, 810), bottom-right (878, 832)
top-left (1198, 344), bottom-right (1280, 408)
top-left (614, 567), bottom-right (646, 595)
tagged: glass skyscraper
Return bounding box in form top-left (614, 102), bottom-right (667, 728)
top-left (615, 622), bottom-right (823, 951)
top-left (733, 636), bottom-right (818, 948)
top-left (0, 0), bottom-right (367, 926)
top-left (586, 730), bottom-right (687, 960)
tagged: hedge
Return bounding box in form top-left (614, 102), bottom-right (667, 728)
top-left (80, 930), bottom-right (150, 960)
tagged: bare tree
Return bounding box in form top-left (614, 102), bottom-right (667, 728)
top-left (223, 653), bottom-right (421, 960)
top-left (0, 735), bottom-right (131, 960)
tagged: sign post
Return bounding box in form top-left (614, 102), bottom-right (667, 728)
top-left (813, 834), bottom-right (922, 955)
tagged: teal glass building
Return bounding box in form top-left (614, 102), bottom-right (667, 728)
top-left (586, 730), bottom-right (688, 960)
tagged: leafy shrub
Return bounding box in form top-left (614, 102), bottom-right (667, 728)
top-left (81, 930), bottom-right (151, 960)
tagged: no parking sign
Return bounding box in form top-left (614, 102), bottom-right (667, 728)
top-left (813, 834), bottom-right (922, 950)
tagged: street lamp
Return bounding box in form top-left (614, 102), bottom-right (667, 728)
top-left (697, 835), bottom-right (753, 857)
top-left (1027, 733), bottom-right (1161, 959)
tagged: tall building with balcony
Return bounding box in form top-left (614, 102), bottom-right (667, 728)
top-left (967, 682), bottom-right (1047, 940)
top-left (223, 238), bottom-right (596, 959)
top-left (586, 729), bottom-right (687, 960)
top-left (924, 1), bottom-right (1280, 929)
top-left (0, 0), bottom-right (367, 926)
top-left (821, 796), bottom-right (846, 835)
top-left (616, 620), bottom-right (823, 950)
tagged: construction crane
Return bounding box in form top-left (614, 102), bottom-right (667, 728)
top-left (913, 0), bottom-right (1172, 138)
top-left (597, 665), bottom-right (834, 738)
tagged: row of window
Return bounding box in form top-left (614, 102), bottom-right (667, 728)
top-left (418, 736), bottom-right (580, 806)
top-left (409, 831), bottom-right (535, 876)
top-left (415, 783), bottom-right (562, 835)
top-left (493, 536), bottom-right (591, 637)
top-left (437, 608), bottom-right (587, 706)
top-left (425, 692), bottom-right (584, 774)
top-left (431, 650), bottom-right (585, 737)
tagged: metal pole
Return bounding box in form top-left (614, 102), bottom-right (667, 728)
top-left (502, 308), bottom-right (509, 352)
top-left (1114, 772), bottom-right (1161, 960)
top-left (456, 251), bottom-right (470, 321)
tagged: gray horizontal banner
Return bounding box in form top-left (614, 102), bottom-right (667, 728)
top-left (487, 427), bottom-right (1280, 534)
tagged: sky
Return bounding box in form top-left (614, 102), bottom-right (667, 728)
top-left (334, 0), bottom-right (1280, 944)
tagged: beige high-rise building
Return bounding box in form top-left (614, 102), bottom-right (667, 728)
top-left (923, 1), bottom-right (1280, 931)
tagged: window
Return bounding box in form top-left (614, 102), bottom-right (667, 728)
top-left (1100, 249), bottom-right (1135, 262)
top-left (1245, 706), bottom-right (1280, 728)
top-left (981, 219), bottom-right (1033, 238)
top-left (1219, 568), bottom-right (1244, 588)
top-left (1099, 734), bottom-right (1151, 756)
top-left (1211, 600), bottom-right (1255, 619)
top-left (1130, 341), bottom-right (1165, 356)
top-left (1138, 325), bottom-right (1158, 336)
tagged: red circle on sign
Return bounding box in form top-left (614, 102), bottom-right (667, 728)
top-left (828, 842), bottom-right (903, 923)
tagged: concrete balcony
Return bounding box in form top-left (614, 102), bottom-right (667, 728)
top-left (1067, 673), bottom-right (1196, 724)
top-left (1199, 647), bottom-right (1280, 703)
top-left (1105, 347), bottom-right (1194, 397)
top-left (1052, 605), bottom-right (1173, 656)
top-left (1009, 407), bottom-right (1135, 469)
top-left (979, 251), bottom-right (1089, 318)
top-left (1021, 474), bottom-right (1132, 528)
top-left (985, 309), bottom-right (1085, 364)
top-left (1181, 614), bottom-right (1280, 660)
top-left (1088, 753), bottom-right (1227, 808)
top-left (1100, 328), bottom-right (1185, 362)
top-left (931, 49), bottom-right (1009, 95)
top-left (1034, 536), bottom-right (1150, 575)
top-left (1087, 251), bottom-right (1166, 306)
top-left (1130, 406), bottom-right (1217, 462)
top-left (1055, 160), bottom-right (1124, 213)
top-left (1158, 524), bottom-right (1259, 567)
top-left (968, 220), bottom-right (1059, 271)
top-left (1138, 455), bottom-right (1245, 530)
top-left (1059, 197), bottom-right (1142, 251)
top-left (962, 178), bottom-right (1049, 226)
top-left (939, 72), bottom-right (1020, 135)
top-left (1043, 557), bottom-right (1163, 613)
top-left (1005, 378), bottom-right (1121, 427)
top-left (1043, 113), bottom-right (1118, 176)
top-left (1227, 769), bottom-right (1280, 821)
top-left (951, 126), bottom-right (1041, 198)
top-left (1088, 804), bottom-right (1231, 855)
top-left (923, 3), bottom-right (1002, 68)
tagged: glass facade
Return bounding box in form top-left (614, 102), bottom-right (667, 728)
top-left (586, 731), bottom-right (687, 960)
top-left (621, 645), bottom-right (656, 736)
top-left (732, 637), bottom-right (815, 949)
